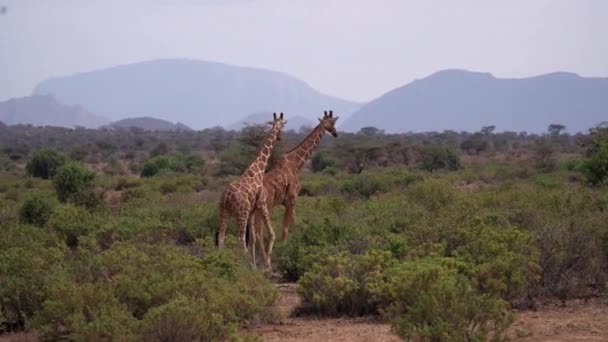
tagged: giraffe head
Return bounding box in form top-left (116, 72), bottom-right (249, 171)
top-left (318, 110), bottom-right (339, 137)
top-left (269, 112), bottom-right (287, 140)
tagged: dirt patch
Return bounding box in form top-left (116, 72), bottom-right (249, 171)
top-left (506, 299), bottom-right (608, 341)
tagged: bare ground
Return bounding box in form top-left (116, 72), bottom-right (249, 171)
top-left (243, 283), bottom-right (608, 342)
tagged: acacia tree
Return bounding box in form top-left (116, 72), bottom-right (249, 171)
top-left (548, 124), bottom-right (566, 136)
top-left (335, 140), bottom-right (383, 174)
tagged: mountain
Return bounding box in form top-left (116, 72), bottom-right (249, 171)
top-left (227, 112), bottom-right (315, 131)
top-left (33, 59), bottom-right (362, 129)
top-left (107, 117), bottom-right (192, 131)
top-left (342, 70), bottom-right (608, 133)
top-left (0, 94), bottom-right (108, 128)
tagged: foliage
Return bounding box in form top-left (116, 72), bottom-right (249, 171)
top-left (19, 192), bottom-right (55, 227)
top-left (311, 151), bottom-right (335, 172)
top-left (1, 122), bottom-right (607, 340)
top-left (582, 128), bottom-right (608, 186)
top-left (141, 153), bottom-right (205, 177)
top-left (26, 149), bottom-right (69, 179)
top-left (53, 162), bottom-right (96, 203)
top-left (417, 145), bottom-right (461, 172)
top-left (373, 259), bottom-right (512, 341)
top-left (298, 250), bottom-right (395, 315)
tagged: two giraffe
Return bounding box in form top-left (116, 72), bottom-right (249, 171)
top-left (216, 112), bottom-right (286, 268)
top-left (217, 110), bottom-right (339, 270)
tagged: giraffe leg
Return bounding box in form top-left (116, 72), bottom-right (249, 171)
top-left (281, 197), bottom-right (296, 242)
top-left (259, 205), bottom-right (276, 270)
top-left (247, 213), bottom-right (257, 269)
top-left (254, 210), bottom-right (269, 269)
top-left (217, 208), bottom-right (229, 248)
top-left (237, 213), bottom-right (248, 253)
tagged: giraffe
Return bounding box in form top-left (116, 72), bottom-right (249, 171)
top-left (216, 112), bottom-right (287, 268)
top-left (252, 110), bottom-right (339, 269)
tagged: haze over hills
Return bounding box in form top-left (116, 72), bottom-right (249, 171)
top-left (227, 112), bottom-right (315, 132)
top-left (342, 70), bottom-right (608, 133)
top-left (0, 94), bottom-right (108, 128)
top-left (33, 59), bottom-right (362, 130)
top-left (106, 117), bottom-right (192, 131)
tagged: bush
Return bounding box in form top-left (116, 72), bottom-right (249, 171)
top-left (26, 149), bottom-right (69, 179)
top-left (311, 152), bottom-right (335, 172)
top-left (218, 142), bottom-right (257, 176)
top-left (141, 153), bottom-right (205, 177)
top-left (582, 137), bottom-right (608, 186)
top-left (373, 259), bottom-right (512, 341)
top-left (19, 193), bottom-right (55, 227)
top-left (298, 250), bottom-right (395, 315)
top-left (53, 162), bottom-right (96, 203)
top-left (341, 175), bottom-right (386, 199)
top-left (47, 204), bottom-right (101, 247)
top-left (32, 280), bottom-right (137, 341)
top-left (417, 146), bottom-right (461, 172)
top-left (0, 224), bottom-right (64, 329)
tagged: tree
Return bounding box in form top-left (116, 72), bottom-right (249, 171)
top-left (460, 134), bottom-right (488, 155)
top-left (311, 152), bottom-right (335, 172)
top-left (417, 146), bottom-right (461, 172)
top-left (359, 126), bottom-right (385, 136)
top-left (548, 124), bottom-right (566, 136)
top-left (19, 193), bottom-right (55, 227)
top-left (582, 125), bottom-right (608, 186)
top-left (53, 162), bottom-right (96, 203)
top-left (335, 141), bottom-right (383, 174)
top-left (26, 149), bottom-right (69, 179)
top-left (481, 125), bottom-right (496, 136)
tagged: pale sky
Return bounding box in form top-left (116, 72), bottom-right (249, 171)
top-left (1, 0), bottom-right (607, 102)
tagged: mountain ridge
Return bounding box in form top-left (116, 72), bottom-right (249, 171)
top-left (33, 59), bottom-right (362, 129)
top-left (105, 117), bottom-right (192, 131)
top-left (342, 69), bottom-right (608, 133)
top-left (0, 94), bottom-right (109, 128)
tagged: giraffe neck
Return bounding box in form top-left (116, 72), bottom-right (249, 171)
top-left (285, 123), bottom-right (326, 170)
top-left (244, 126), bottom-right (280, 177)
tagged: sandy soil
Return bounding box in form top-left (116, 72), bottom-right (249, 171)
top-left (243, 283), bottom-right (608, 342)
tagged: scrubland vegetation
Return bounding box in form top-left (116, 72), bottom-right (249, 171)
top-left (1, 122), bottom-right (607, 341)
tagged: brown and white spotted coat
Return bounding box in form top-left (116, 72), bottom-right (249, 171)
top-left (254, 110), bottom-right (338, 268)
top-left (216, 113), bottom-right (286, 268)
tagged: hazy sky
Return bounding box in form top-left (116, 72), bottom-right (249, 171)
top-left (1, 0), bottom-right (607, 102)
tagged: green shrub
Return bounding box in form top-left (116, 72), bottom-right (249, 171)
top-left (53, 162), bottom-right (96, 203)
top-left (32, 280), bottom-right (137, 341)
top-left (139, 295), bottom-right (233, 342)
top-left (562, 159), bottom-right (584, 172)
top-left (582, 138), bottom-right (608, 186)
top-left (298, 250), bottom-right (395, 315)
top-left (19, 193), bottom-right (55, 227)
top-left (141, 153), bottom-right (205, 177)
top-left (373, 259), bottom-right (512, 341)
top-left (47, 204), bottom-right (101, 247)
top-left (532, 174), bottom-right (560, 189)
top-left (312, 152), bottom-right (335, 172)
top-left (26, 149), bottom-right (69, 179)
top-left (341, 175), bottom-right (386, 199)
top-left (450, 223), bottom-right (540, 301)
top-left (417, 145), bottom-right (461, 172)
top-left (218, 142), bottom-right (256, 176)
top-left (113, 177), bottom-right (142, 192)
top-left (0, 224), bottom-right (64, 328)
